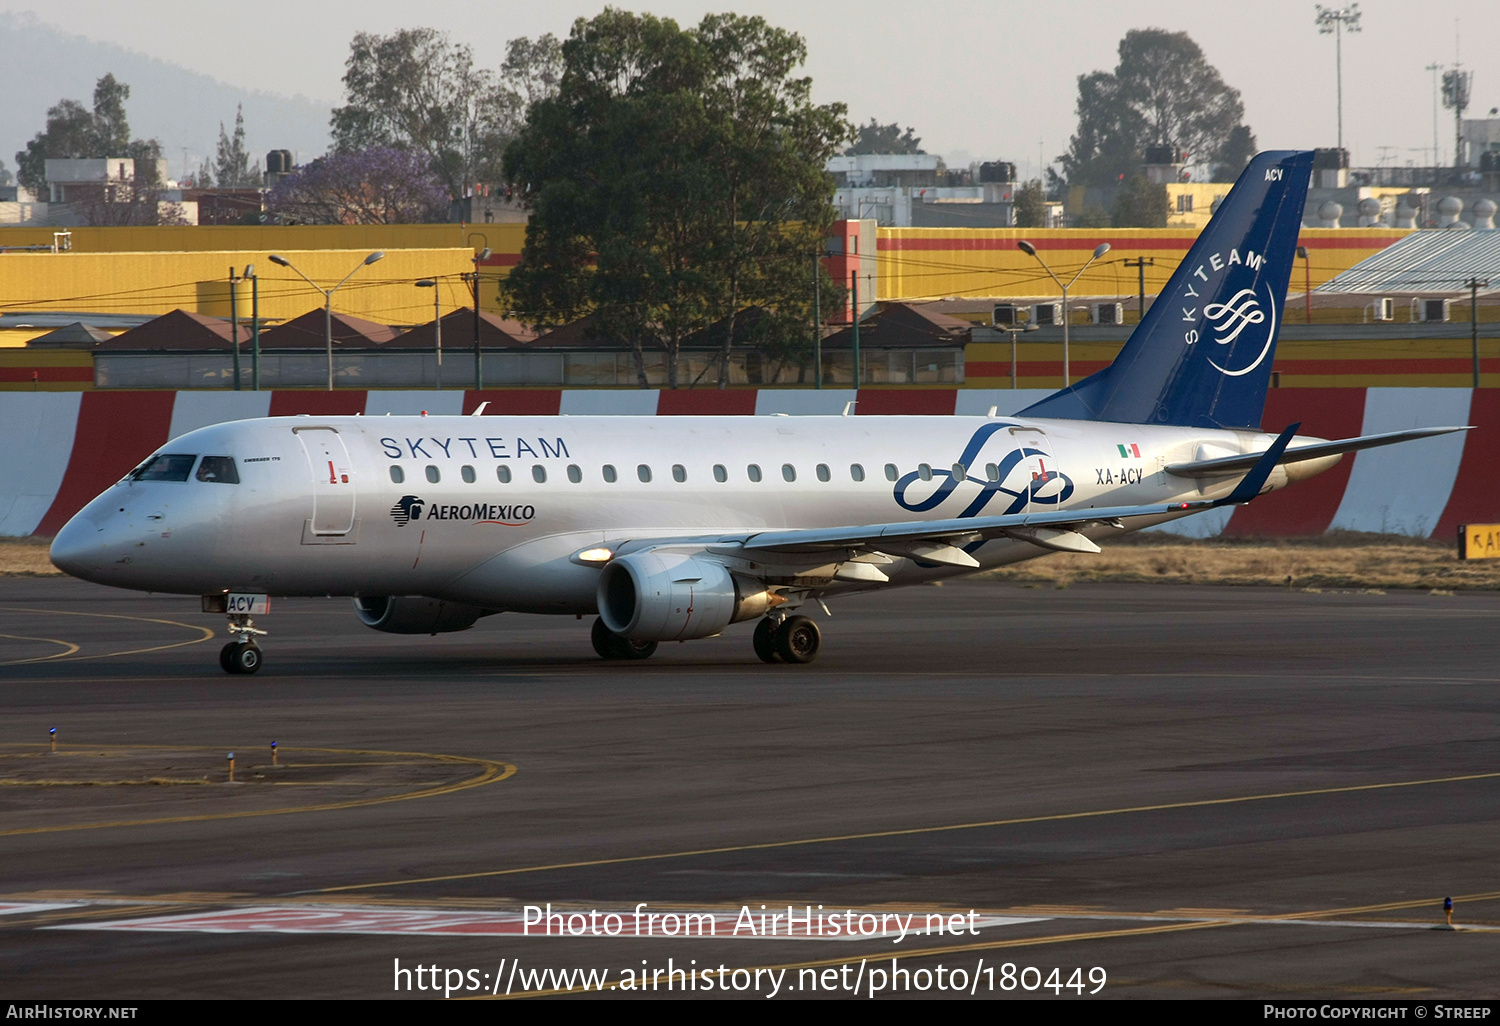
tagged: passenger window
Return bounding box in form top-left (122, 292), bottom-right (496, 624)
top-left (782, 464), bottom-right (797, 482)
top-left (425, 465), bottom-right (440, 484)
top-left (603, 464), bottom-right (618, 483)
top-left (461, 465), bottom-right (476, 484)
top-left (497, 465), bottom-right (512, 484)
top-left (129, 454), bottom-right (196, 482)
top-left (532, 465), bottom-right (547, 483)
top-left (884, 464), bottom-right (898, 482)
top-left (747, 464), bottom-right (762, 482)
top-left (816, 464), bottom-right (830, 482)
top-left (389, 465), bottom-right (405, 484)
top-left (951, 463), bottom-right (967, 482)
top-left (918, 463), bottom-right (933, 482)
top-left (713, 464), bottom-right (727, 483)
top-left (195, 456), bottom-right (239, 484)
top-left (637, 464), bottom-right (652, 483)
top-left (985, 463), bottom-right (1000, 482)
top-left (672, 464), bottom-right (686, 483)
top-left (567, 464), bottom-right (582, 483)
top-left (850, 463), bottom-right (865, 482)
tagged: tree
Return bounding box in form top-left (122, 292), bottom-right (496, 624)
top-left (265, 147), bottom-right (449, 224)
top-left (1112, 174), bottom-right (1168, 228)
top-left (330, 28), bottom-right (559, 201)
top-left (1013, 179), bottom-right (1047, 228)
top-left (845, 119), bottom-right (923, 155)
top-left (1062, 29), bottom-right (1252, 187)
top-left (0, 157), bottom-right (12, 188)
top-left (13, 74), bottom-right (175, 224)
top-left (503, 10), bottom-right (850, 388)
top-left (215, 105), bottom-right (255, 188)
top-left (1210, 124), bottom-right (1258, 182)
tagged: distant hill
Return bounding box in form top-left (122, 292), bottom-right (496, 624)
top-left (0, 12), bottom-right (332, 182)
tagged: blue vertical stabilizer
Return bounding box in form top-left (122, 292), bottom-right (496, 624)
top-left (1018, 151), bottom-right (1314, 429)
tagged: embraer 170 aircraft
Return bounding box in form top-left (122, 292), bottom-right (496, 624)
top-left (50, 151), bottom-right (1464, 674)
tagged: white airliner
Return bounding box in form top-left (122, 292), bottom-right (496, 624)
top-left (49, 152), bottom-right (1464, 673)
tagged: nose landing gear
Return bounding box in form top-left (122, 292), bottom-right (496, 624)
top-left (220, 612), bottom-right (267, 675)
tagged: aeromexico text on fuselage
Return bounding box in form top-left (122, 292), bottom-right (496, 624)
top-left (379, 435), bottom-right (570, 461)
top-left (389, 495), bottom-right (536, 527)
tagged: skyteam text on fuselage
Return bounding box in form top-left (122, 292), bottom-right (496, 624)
top-left (49, 152), bottom-right (1467, 673)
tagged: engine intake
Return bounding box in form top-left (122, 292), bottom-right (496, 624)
top-left (353, 596), bottom-right (492, 635)
top-left (597, 552), bottom-right (773, 642)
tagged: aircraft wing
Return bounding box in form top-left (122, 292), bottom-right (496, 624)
top-left (607, 425), bottom-right (1300, 570)
top-left (1165, 426), bottom-right (1470, 478)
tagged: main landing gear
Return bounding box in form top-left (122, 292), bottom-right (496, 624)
top-left (753, 614), bottom-right (821, 665)
top-left (220, 612), bottom-right (267, 675)
top-left (591, 617), bottom-right (658, 661)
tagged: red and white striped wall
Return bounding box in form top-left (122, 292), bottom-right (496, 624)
top-left (1, 388), bottom-right (1492, 540)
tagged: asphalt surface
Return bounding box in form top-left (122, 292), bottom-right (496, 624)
top-left (2, 575), bottom-right (1498, 1001)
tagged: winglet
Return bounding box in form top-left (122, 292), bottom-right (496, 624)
top-left (1214, 422), bottom-right (1301, 507)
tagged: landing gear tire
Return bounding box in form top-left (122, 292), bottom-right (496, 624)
top-left (591, 617), bottom-right (657, 661)
top-left (753, 618), bottom-right (783, 663)
top-left (773, 615), bottom-right (821, 665)
top-left (220, 641), bottom-right (262, 675)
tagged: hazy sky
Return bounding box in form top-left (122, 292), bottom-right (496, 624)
top-left (4, 0), bottom-right (1497, 179)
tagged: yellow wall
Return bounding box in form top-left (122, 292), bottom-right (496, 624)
top-left (875, 227), bottom-right (1409, 303)
top-left (0, 223), bottom-right (527, 256)
top-left (0, 248), bottom-right (488, 347)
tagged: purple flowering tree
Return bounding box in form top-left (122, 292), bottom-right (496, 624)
top-left (266, 147), bottom-right (450, 224)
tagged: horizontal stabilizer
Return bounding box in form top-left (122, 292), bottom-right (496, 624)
top-left (1166, 426), bottom-right (1471, 478)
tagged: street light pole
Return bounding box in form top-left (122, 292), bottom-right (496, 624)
top-left (1466, 277), bottom-right (1490, 388)
top-left (1315, 4), bottom-right (1363, 157)
top-left (228, 266), bottom-right (241, 391)
top-left (416, 279), bottom-right (442, 390)
top-left (1018, 240), bottom-right (1111, 387)
top-left (998, 323), bottom-right (1039, 389)
top-left (246, 265), bottom-right (260, 391)
top-left (268, 251), bottom-right (385, 391)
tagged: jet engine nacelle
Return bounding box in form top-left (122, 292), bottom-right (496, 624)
top-left (353, 596), bottom-right (491, 635)
top-left (597, 551), bottom-right (774, 642)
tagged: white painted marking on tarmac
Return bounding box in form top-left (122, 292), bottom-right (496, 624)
top-left (0, 902), bottom-right (85, 915)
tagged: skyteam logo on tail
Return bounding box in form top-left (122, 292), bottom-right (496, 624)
top-left (1180, 247), bottom-right (1277, 377)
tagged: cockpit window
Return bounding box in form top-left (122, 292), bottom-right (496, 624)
top-left (129, 454), bottom-right (196, 482)
top-left (195, 456), bottom-right (240, 484)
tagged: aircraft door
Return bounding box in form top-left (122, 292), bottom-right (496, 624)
top-left (294, 427), bottom-right (356, 536)
top-left (1009, 428), bottom-right (1062, 512)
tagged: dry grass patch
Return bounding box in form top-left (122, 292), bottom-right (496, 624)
top-left (982, 532), bottom-right (1500, 591)
top-left (0, 537), bottom-right (62, 577)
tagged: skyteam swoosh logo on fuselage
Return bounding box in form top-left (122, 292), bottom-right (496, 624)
top-left (891, 423), bottom-right (1074, 519)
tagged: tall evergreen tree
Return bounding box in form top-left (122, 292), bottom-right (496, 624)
top-left (215, 105), bottom-right (254, 188)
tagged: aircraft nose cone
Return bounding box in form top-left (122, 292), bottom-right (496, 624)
top-left (49, 514), bottom-right (103, 580)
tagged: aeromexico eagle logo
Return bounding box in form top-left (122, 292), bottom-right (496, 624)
top-left (391, 495), bottom-right (424, 526)
top-left (892, 423), bottom-right (1074, 519)
top-left (390, 494), bottom-right (535, 527)
top-left (1180, 247), bottom-right (1277, 377)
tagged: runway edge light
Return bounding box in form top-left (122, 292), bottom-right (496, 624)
top-left (228, 752), bottom-right (235, 783)
top-left (49, 727), bottom-right (56, 753)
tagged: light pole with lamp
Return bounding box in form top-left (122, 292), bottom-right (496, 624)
top-left (1017, 240), bottom-right (1111, 387)
top-left (996, 322), bottom-right (1039, 389)
top-left (416, 279), bottom-right (443, 390)
top-left (241, 264), bottom-right (260, 391)
top-left (467, 235), bottom-right (491, 391)
top-left (1315, 4), bottom-right (1362, 158)
top-left (267, 251), bottom-right (385, 391)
